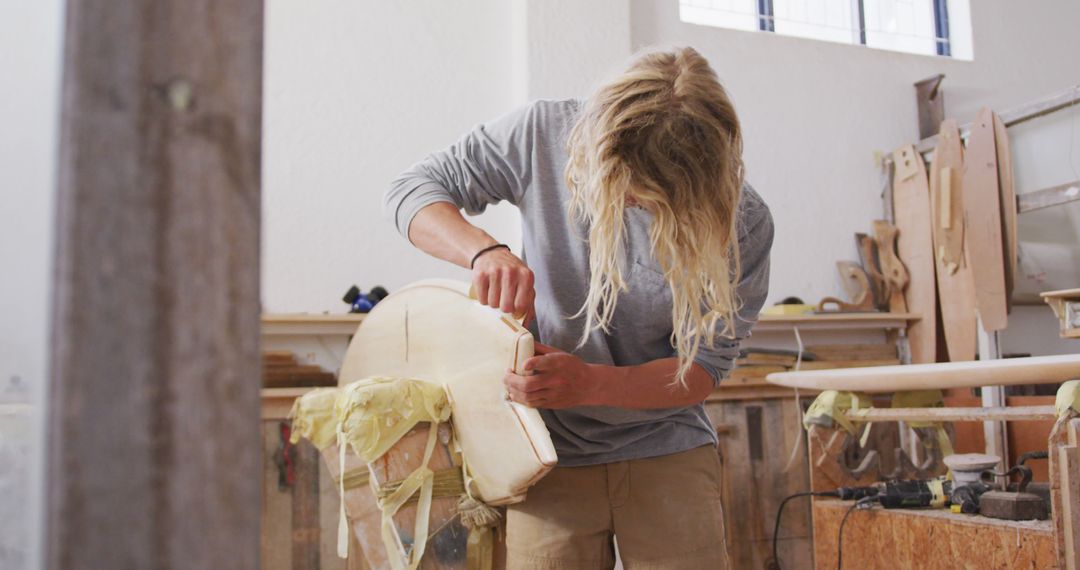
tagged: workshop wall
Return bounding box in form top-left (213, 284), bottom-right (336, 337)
top-left (0, 1), bottom-right (63, 568)
top-left (627, 0), bottom-right (1080, 355)
top-left (262, 0), bottom-right (522, 311)
top-left (262, 0), bottom-right (1079, 354)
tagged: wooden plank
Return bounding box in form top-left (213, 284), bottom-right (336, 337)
top-left (45, 0), bottom-right (263, 568)
top-left (962, 108), bottom-right (1008, 332)
top-left (262, 387), bottom-right (315, 420)
top-left (262, 423), bottom-right (293, 570)
top-left (913, 85), bottom-right (1080, 155)
top-left (804, 344), bottom-right (897, 360)
top-left (873, 221), bottom-right (910, 314)
top-left (262, 314), bottom-right (367, 336)
top-left (843, 405), bottom-right (1055, 423)
top-left (811, 500), bottom-right (1056, 569)
top-left (993, 113), bottom-right (1018, 312)
top-left (891, 145), bottom-right (937, 362)
top-left (1018, 180), bottom-right (1080, 212)
top-left (319, 457), bottom-right (348, 570)
top-left (929, 120), bottom-right (977, 362)
top-left (767, 353), bottom-right (1080, 393)
top-left (293, 439), bottom-right (323, 569)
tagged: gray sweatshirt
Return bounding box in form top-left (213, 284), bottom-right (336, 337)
top-left (384, 99), bottom-right (774, 466)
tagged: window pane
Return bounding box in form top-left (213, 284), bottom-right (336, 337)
top-left (679, 0), bottom-right (760, 32)
top-left (773, 0), bottom-right (857, 45)
top-left (863, 0), bottom-right (937, 56)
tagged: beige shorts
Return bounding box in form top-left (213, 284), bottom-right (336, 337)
top-left (505, 444), bottom-right (729, 570)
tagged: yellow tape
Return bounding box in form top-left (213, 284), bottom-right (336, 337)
top-left (804, 390), bottom-right (873, 435)
top-left (1056, 380), bottom-right (1080, 418)
top-left (891, 390), bottom-right (954, 458)
top-left (293, 376), bottom-right (496, 570)
top-left (288, 387), bottom-right (342, 450)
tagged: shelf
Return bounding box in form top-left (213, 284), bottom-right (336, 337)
top-left (754, 312), bottom-right (919, 332)
top-left (261, 313), bottom-right (365, 336)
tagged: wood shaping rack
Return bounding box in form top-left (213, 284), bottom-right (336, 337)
top-left (879, 85), bottom-right (1080, 480)
top-left (805, 384), bottom-right (1080, 569)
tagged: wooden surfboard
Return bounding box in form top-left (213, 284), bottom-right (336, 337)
top-left (892, 145), bottom-right (937, 363)
top-left (993, 112), bottom-right (1017, 312)
top-left (929, 120), bottom-right (976, 361)
top-left (766, 354), bottom-right (1080, 393)
top-left (962, 108), bottom-right (1008, 332)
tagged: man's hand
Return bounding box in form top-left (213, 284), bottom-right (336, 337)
top-left (472, 247), bottom-right (535, 321)
top-left (503, 343), bottom-right (609, 409)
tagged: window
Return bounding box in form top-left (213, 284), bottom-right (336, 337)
top-left (679, 0), bottom-right (973, 60)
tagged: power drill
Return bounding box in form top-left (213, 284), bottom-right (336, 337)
top-left (832, 478), bottom-right (952, 508)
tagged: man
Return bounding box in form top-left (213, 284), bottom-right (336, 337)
top-left (384, 47), bottom-right (773, 569)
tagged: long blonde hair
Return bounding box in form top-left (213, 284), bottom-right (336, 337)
top-left (566, 47), bottom-right (744, 387)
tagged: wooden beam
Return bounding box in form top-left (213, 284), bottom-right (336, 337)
top-left (843, 405), bottom-right (1057, 423)
top-left (1018, 180), bottom-right (1080, 213)
top-left (46, 0), bottom-right (263, 568)
top-left (913, 85), bottom-right (1080, 155)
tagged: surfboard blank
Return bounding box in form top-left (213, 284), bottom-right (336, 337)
top-left (766, 354), bottom-right (1080, 393)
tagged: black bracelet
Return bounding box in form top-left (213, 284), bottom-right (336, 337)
top-left (470, 243), bottom-right (511, 269)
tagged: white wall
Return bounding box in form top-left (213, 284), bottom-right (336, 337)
top-left (262, 0), bottom-right (523, 311)
top-left (0, 0), bottom-right (64, 567)
top-left (263, 0), bottom-right (1078, 352)
top-left (629, 0), bottom-right (1080, 306)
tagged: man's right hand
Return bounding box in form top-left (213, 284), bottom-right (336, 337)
top-left (472, 247), bottom-right (536, 322)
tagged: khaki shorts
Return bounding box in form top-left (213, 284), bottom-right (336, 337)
top-left (505, 444), bottom-right (729, 570)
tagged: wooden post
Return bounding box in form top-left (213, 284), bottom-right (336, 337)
top-left (46, 1), bottom-right (263, 568)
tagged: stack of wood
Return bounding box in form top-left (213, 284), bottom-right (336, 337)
top-left (728, 344), bottom-right (900, 387)
top-left (262, 351), bottom-right (337, 388)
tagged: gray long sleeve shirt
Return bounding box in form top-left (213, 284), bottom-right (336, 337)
top-left (384, 99), bottom-right (774, 466)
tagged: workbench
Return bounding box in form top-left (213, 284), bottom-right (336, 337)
top-left (780, 364), bottom-right (1080, 569)
top-left (706, 312), bottom-right (919, 569)
top-left (258, 311), bottom-right (920, 570)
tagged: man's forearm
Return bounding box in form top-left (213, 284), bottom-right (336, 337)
top-left (587, 358), bottom-right (715, 409)
top-left (407, 202), bottom-right (498, 269)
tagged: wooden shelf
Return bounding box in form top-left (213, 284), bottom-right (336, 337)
top-left (261, 313), bottom-right (365, 336)
top-left (261, 387), bottom-right (317, 420)
top-left (755, 312), bottom-right (919, 332)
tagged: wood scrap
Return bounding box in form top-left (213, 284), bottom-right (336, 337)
top-left (805, 344), bottom-right (897, 361)
top-left (930, 120), bottom-right (977, 362)
top-left (262, 352), bottom-right (337, 388)
top-left (855, 233), bottom-right (888, 310)
top-left (873, 220), bottom-right (909, 313)
top-left (993, 112), bottom-right (1018, 313)
top-left (891, 145), bottom-right (937, 363)
top-left (962, 108), bottom-right (1008, 332)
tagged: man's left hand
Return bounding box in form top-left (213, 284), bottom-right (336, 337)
top-left (503, 343), bottom-right (608, 409)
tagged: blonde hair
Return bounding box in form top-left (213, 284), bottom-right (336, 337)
top-left (566, 47), bottom-right (744, 387)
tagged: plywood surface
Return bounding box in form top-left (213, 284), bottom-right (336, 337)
top-left (891, 145), bottom-right (937, 362)
top-left (812, 500), bottom-right (1056, 569)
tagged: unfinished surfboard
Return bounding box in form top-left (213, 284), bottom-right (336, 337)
top-left (963, 108), bottom-right (1008, 332)
top-left (930, 120), bottom-right (976, 361)
top-left (340, 279), bottom-right (558, 505)
top-left (892, 145), bottom-right (937, 363)
top-left (993, 112), bottom-right (1018, 312)
top-left (766, 354), bottom-right (1080, 393)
